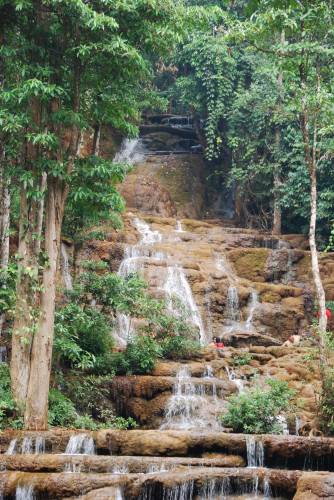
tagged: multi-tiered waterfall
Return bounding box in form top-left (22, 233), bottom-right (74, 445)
top-left (1, 129), bottom-right (333, 499)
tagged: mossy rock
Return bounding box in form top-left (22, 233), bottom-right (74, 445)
top-left (228, 248), bottom-right (269, 282)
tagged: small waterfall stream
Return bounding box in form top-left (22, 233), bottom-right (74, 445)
top-left (164, 266), bottom-right (206, 345)
top-left (245, 290), bottom-right (259, 331)
top-left (6, 437), bottom-right (45, 455)
top-left (114, 218), bottom-right (163, 345)
top-left (15, 485), bottom-right (35, 500)
top-left (64, 434), bottom-right (95, 455)
top-left (160, 366), bottom-right (223, 430)
top-left (246, 436), bottom-right (264, 468)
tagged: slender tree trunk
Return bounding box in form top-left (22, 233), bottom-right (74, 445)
top-left (0, 162), bottom-right (10, 336)
top-left (24, 177), bottom-right (62, 429)
top-left (299, 66), bottom-right (327, 361)
top-left (11, 191), bottom-right (38, 410)
top-left (309, 162), bottom-right (327, 336)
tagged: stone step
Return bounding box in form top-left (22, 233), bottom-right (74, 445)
top-left (0, 468), bottom-right (333, 499)
top-left (0, 454), bottom-right (245, 473)
top-left (1, 430), bottom-right (334, 471)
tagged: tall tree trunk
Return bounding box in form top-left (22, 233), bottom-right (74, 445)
top-left (0, 163), bottom-right (10, 336)
top-left (11, 191), bottom-right (38, 410)
top-left (24, 177), bottom-right (62, 430)
top-left (309, 162), bottom-right (327, 336)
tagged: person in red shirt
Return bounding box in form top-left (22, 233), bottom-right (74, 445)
top-left (316, 308), bottom-right (332, 319)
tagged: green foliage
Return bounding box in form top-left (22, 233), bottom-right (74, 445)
top-left (48, 389), bottom-right (77, 427)
top-left (319, 369), bottom-right (334, 435)
top-left (0, 263), bottom-right (17, 318)
top-left (160, 336), bottom-right (201, 360)
top-left (221, 378), bottom-right (295, 434)
top-left (111, 335), bottom-right (163, 375)
top-left (0, 364), bottom-right (21, 430)
top-left (63, 157), bottom-right (128, 240)
top-left (233, 352), bottom-right (253, 366)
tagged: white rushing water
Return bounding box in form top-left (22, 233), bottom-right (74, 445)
top-left (164, 265), bottom-right (206, 345)
top-left (15, 485), bottom-right (35, 500)
top-left (6, 437), bottom-right (45, 455)
top-left (245, 290), bottom-right (259, 331)
top-left (113, 138), bottom-right (145, 164)
top-left (114, 218), bottom-right (163, 346)
top-left (6, 438), bottom-right (17, 455)
top-left (64, 434), bottom-right (95, 455)
top-left (225, 366), bottom-right (245, 393)
top-left (246, 436), bottom-right (264, 468)
top-left (61, 242), bottom-right (73, 291)
top-left (175, 220), bottom-right (184, 232)
top-left (161, 366), bottom-right (222, 430)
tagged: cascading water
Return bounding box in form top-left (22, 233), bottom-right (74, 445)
top-left (245, 290), bottom-right (259, 331)
top-left (60, 242), bottom-right (73, 291)
top-left (6, 439), bottom-right (17, 455)
top-left (160, 366), bottom-right (223, 430)
top-left (15, 485), bottom-right (35, 500)
top-left (6, 437), bottom-right (45, 455)
top-left (198, 478), bottom-right (231, 499)
top-left (113, 138), bottom-right (145, 164)
top-left (276, 415), bottom-right (289, 435)
top-left (164, 265), bottom-right (206, 345)
top-left (225, 366), bottom-right (244, 393)
top-left (204, 282), bottom-right (213, 341)
top-left (64, 434), bottom-right (95, 455)
top-left (175, 220), bottom-right (184, 232)
top-left (226, 286), bottom-right (240, 323)
top-left (115, 218), bottom-right (163, 346)
top-left (246, 436), bottom-right (264, 468)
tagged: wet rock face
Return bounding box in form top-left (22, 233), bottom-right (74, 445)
top-left (82, 213), bottom-right (334, 344)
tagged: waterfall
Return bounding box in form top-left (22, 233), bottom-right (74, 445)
top-left (6, 437), bottom-right (45, 455)
top-left (112, 465), bottom-right (129, 474)
top-left (226, 286), bottom-right (240, 322)
top-left (295, 416), bottom-right (302, 435)
top-left (282, 249), bottom-right (295, 284)
top-left (115, 218), bottom-right (163, 346)
top-left (15, 485), bottom-right (35, 500)
top-left (175, 220), bottom-right (184, 232)
top-left (160, 367), bottom-right (205, 430)
top-left (64, 434), bottom-right (95, 455)
top-left (199, 478), bottom-right (231, 499)
top-left (245, 290), bottom-right (259, 331)
top-left (113, 138), bottom-right (145, 164)
top-left (277, 415), bottom-right (289, 435)
top-left (264, 476), bottom-right (272, 499)
top-left (246, 436), bottom-right (264, 467)
top-left (225, 366), bottom-right (244, 393)
top-left (160, 366), bottom-right (222, 430)
top-left (0, 346), bottom-right (6, 363)
top-left (61, 243), bottom-right (73, 291)
top-left (147, 463), bottom-right (168, 473)
top-left (6, 439), bottom-right (17, 455)
top-left (204, 283), bottom-right (213, 342)
top-left (164, 266), bottom-right (206, 345)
